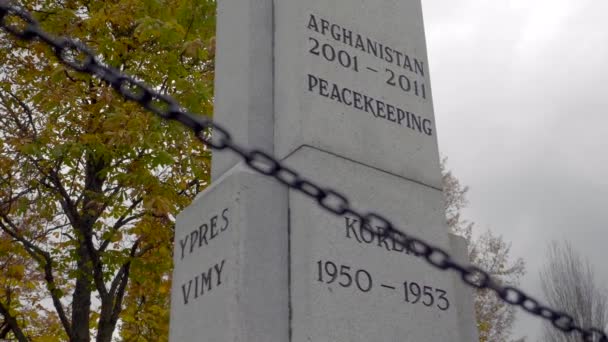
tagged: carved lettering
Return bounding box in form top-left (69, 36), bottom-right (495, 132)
top-left (199, 223), bottom-right (208, 247)
top-left (210, 215), bottom-right (219, 240)
top-left (179, 235), bottom-right (189, 260)
top-left (189, 230), bottom-right (199, 254)
top-left (181, 259), bottom-right (227, 306)
top-left (306, 13), bottom-right (426, 77)
top-left (316, 259), bottom-right (450, 312)
top-left (221, 208), bottom-right (230, 231)
top-left (344, 217), bottom-right (418, 257)
top-left (178, 208), bottom-right (231, 263)
top-left (181, 280), bottom-right (193, 305)
top-left (307, 73), bottom-right (433, 136)
top-left (345, 217), bottom-right (362, 243)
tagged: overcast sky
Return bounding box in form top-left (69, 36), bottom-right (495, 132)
top-left (421, 0), bottom-right (608, 340)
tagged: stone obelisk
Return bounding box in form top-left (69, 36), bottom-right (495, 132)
top-left (169, 1), bottom-right (479, 341)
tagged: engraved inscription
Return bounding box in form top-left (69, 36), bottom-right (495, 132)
top-left (297, 12), bottom-right (451, 330)
top-left (181, 259), bottom-right (226, 306)
top-left (384, 68), bottom-right (427, 98)
top-left (176, 209), bottom-right (231, 308)
top-left (403, 281), bottom-right (450, 311)
top-left (304, 12), bottom-right (434, 136)
top-left (344, 217), bottom-right (420, 256)
top-left (308, 36), bottom-right (360, 72)
top-left (178, 208), bottom-right (230, 261)
top-left (316, 260), bottom-right (373, 293)
top-left (307, 14), bottom-right (426, 78)
top-left (307, 74), bottom-right (433, 136)
top-left (310, 216), bottom-right (451, 313)
top-left (315, 259), bottom-right (450, 312)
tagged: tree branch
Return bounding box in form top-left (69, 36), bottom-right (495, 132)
top-left (109, 241), bottom-right (141, 298)
top-left (0, 92), bottom-right (33, 138)
top-left (97, 241), bottom-right (142, 342)
top-left (99, 197), bottom-right (143, 253)
top-left (24, 156), bottom-right (81, 229)
top-left (0, 301), bottom-right (28, 342)
top-left (0, 322), bottom-right (11, 339)
top-left (2, 88), bottom-right (38, 137)
top-left (110, 241), bottom-right (143, 326)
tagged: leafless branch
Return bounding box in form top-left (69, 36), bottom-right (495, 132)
top-left (540, 241), bottom-right (608, 342)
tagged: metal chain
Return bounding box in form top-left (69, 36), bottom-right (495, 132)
top-left (1, 2), bottom-right (606, 341)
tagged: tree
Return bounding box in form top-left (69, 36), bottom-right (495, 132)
top-left (441, 159), bottom-right (526, 342)
top-left (539, 241), bottom-right (608, 342)
top-left (0, 0), bottom-right (216, 340)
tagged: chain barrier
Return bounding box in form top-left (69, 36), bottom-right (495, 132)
top-left (0, 2), bottom-right (606, 341)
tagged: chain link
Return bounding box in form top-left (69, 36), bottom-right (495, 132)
top-left (1, 2), bottom-right (606, 341)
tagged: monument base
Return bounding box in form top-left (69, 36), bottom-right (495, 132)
top-left (285, 146), bottom-right (470, 341)
top-left (170, 164), bottom-right (289, 342)
top-left (170, 149), bottom-right (478, 341)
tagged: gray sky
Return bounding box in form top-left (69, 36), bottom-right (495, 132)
top-left (422, 0), bottom-right (608, 340)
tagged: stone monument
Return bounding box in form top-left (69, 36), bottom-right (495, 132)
top-left (170, 0), bottom-right (479, 341)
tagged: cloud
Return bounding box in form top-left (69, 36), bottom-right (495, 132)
top-left (423, 0), bottom-right (608, 339)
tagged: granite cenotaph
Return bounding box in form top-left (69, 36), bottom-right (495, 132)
top-left (170, 1), bottom-right (479, 341)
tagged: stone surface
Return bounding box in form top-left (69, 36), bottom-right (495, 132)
top-left (449, 234), bottom-right (480, 342)
top-left (275, 0), bottom-right (442, 188)
top-left (285, 147), bottom-right (462, 341)
top-left (170, 164), bottom-right (288, 342)
top-left (210, 0), bottom-right (274, 180)
top-left (211, 0), bottom-right (442, 188)
top-left (177, 0), bottom-right (479, 339)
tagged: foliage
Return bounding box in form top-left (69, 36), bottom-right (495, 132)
top-left (441, 158), bottom-right (526, 342)
top-left (0, 0), bottom-right (216, 340)
top-left (539, 241), bottom-right (608, 342)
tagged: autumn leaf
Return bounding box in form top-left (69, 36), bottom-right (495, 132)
top-left (0, 0), bottom-right (215, 340)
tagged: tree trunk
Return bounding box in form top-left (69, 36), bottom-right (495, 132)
top-left (71, 241), bottom-right (91, 342)
top-left (96, 298), bottom-right (115, 342)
